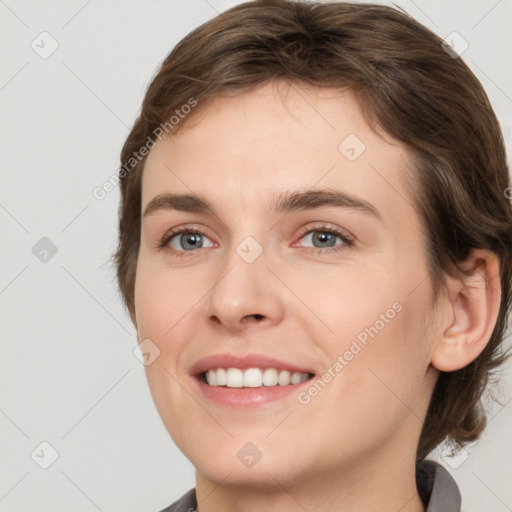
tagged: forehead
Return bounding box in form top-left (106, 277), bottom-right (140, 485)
top-left (141, 81), bottom-right (416, 223)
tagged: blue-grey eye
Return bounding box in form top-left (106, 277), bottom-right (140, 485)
top-left (169, 232), bottom-right (214, 251)
top-left (301, 230), bottom-right (343, 248)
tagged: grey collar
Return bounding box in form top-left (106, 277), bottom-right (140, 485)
top-left (418, 459), bottom-right (461, 511)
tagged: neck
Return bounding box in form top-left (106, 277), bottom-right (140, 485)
top-left (195, 444), bottom-right (425, 512)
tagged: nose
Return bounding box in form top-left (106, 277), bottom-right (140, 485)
top-left (204, 243), bottom-right (285, 333)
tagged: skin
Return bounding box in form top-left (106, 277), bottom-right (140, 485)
top-left (133, 81), bottom-right (501, 512)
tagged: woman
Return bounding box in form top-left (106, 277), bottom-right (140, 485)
top-left (114, 1), bottom-right (512, 510)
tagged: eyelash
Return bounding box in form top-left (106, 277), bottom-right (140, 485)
top-left (158, 223), bottom-right (355, 257)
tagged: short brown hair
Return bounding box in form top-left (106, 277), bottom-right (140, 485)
top-left (114, 0), bottom-right (512, 459)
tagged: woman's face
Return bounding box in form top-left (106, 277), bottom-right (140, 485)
top-left (134, 82), bottom-right (440, 488)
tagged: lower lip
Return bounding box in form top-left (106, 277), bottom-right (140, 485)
top-left (194, 376), bottom-right (314, 408)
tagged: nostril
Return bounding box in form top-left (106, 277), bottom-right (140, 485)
top-left (241, 313), bottom-right (265, 322)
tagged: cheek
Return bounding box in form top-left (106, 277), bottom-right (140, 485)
top-left (295, 264), bottom-right (432, 403)
top-left (134, 261), bottom-right (202, 441)
top-left (287, 263), bottom-right (405, 345)
top-left (308, 248), bottom-right (433, 367)
top-left (134, 259), bottom-right (199, 343)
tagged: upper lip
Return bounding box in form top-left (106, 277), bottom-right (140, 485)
top-left (190, 353), bottom-right (316, 376)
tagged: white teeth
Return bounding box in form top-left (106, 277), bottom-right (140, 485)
top-left (226, 368), bottom-right (243, 388)
top-left (207, 369), bottom-right (216, 386)
top-left (243, 368), bottom-right (263, 387)
top-left (290, 371), bottom-right (302, 384)
top-left (278, 370), bottom-right (291, 386)
top-left (216, 368), bottom-right (226, 386)
top-left (204, 368), bottom-right (311, 388)
top-left (262, 368), bottom-right (278, 386)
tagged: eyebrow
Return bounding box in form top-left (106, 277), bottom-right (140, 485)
top-left (142, 189), bottom-right (383, 222)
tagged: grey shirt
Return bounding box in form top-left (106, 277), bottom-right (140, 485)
top-left (158, 459), bottom-right (461, 512)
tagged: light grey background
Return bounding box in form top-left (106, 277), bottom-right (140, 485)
top-left (0, 1), bottom-right (511, 511)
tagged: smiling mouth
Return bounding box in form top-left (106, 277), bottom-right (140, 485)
top-left (200, 367), bottom-right (315, 388)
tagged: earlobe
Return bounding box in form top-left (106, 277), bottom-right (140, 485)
top-left (431, 249), bottom-right (501, 372)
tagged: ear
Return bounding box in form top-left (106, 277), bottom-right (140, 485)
top-left (431, 249), bottom-right (501, 372)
